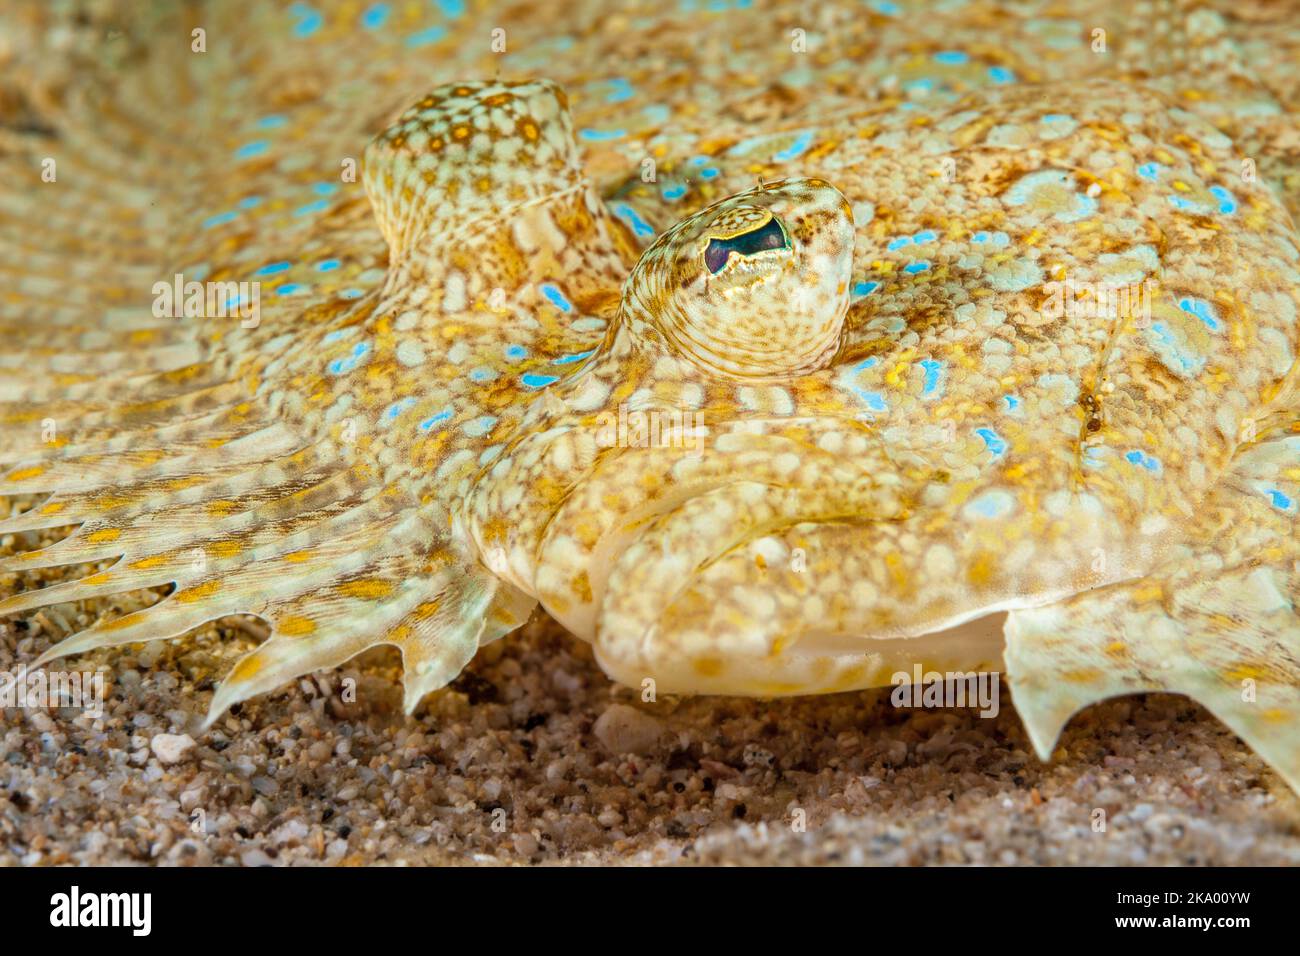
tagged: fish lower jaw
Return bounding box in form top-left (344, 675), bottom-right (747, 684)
top-left (592, 610), bottom-right (1010, 699)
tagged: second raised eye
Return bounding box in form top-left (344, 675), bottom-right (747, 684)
top-left (704, 218), bottom-right (789, 274)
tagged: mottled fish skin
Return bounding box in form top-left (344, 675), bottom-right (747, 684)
top-left (0, 1), bottom-right (1297, 788)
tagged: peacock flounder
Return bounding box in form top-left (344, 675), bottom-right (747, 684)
top-left (1, 1), bottom-right (1298, 792)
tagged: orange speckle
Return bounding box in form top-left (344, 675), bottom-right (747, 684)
top-left (1061, 667), bottom-right (1104, 684)
top-left (277, 615), bottom-right (317, 636)
top-left (230, 655), bottom-right (264, 681)
top-left (693, 657), bottom-right (725, 678)
top-left (209, 540), bottom-right (243, 558)
top-left (337, 578), bottom-right (395, 599)
top-left (177, 580), bottom-right (221, 603)
top-left (967, 552), bottom-right (995, 586)
top-left (100, 611), bottom-right (145, 631)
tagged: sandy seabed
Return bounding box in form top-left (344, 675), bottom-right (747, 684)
top-left (3, 506), bottom-right (1299, 867)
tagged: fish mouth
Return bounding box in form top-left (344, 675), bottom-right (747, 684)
top-left (529, 421), bottom-right (915, 679)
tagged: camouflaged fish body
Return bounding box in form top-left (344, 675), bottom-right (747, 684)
top-left (1, 1), bottom-right (1298, 792)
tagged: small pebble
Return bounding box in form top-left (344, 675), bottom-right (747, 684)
top-left (593, 704), bottom-right (663, 755)
top-left (150, 733), bottom-right (196, 764)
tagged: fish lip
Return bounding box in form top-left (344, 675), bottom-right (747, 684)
top-left (525, 423), bottom-right (907, 639)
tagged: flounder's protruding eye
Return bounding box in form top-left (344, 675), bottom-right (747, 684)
top-left (703, 217), bottom-right (789, 274)
top-left (620, 178), bottom-right (854, 379)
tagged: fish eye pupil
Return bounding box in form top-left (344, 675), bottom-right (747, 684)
top-left (704, 218), bottom-right (789, 274)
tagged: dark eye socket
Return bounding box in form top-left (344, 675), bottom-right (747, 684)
top-left (704, 218), bottom-right (789, 274)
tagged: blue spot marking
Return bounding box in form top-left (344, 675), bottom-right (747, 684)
top-left (540, 284), bottom-right (572, 312)
top-left (419, 408), bottom-right (454, 432)
top-left (699, 167), bottom-right (720, 179)
top-left (312, 181), bottom-right (339, 196)
top-left (605, 78), bottom-right (635, 103)
top-left (1073, 193), bottom-right (1098, 219)
top-left (1005, 169), bottom-right (1096, 221)
top-left (437, 0), bottom-right (465, 16)
top-left (1209, 185), bottom-right (1237, 214)
top-left (912, 230), bottom-right (938, 245)
top-left (662, 183), bottom-right (688, 201)
top-left (988, 66), bottom-right (1016, 83)
top-left (903, 78), bottom-right (934, 94)
top-left (290, 4), bottom-right (323, 37)
top-left (975, 427), bottom-right (1007, 456)
top-left (773, 131), bottom-right (813, 162)
top-left (340, 288), bottom-right (364, 300)
top-left (887, 236), bottom-right (912, 251)
top-left (1147, 322), bottom-right (1203, 375)
top-left (504, 344), bottom-right (528, 360)
top-left (1264, 488), bottom-right (1295, 511)
top-left (851, 357), bottom-right (878, 372)
top-left (327, 340), bottom-right (371, 375)
top-left (934, 51), bottom-right (968, 65)
top-left (316, 259), bottom-right (340, 272)
top-left (612, 202), bottom-right (655, 238)
top-left (237, 196), bottom-right (263, 210)
top-left (1002, 394), bottom-right (1021, 411)
top-left (1082, 446), bottom-right (1107, 470)
top-left (383, 397), bottom-right (415, 421)
top-left (277, 283), bottom-right (307, 296)
top-left (554, 349), bottom-right (595, 365)
top-left (256, 115), bottom-right (287, 130)
top-left (642, 104), bottom-right (671, 125)
top-left (903, 261), bottom-right (931, 274)
top-left (361, 4), bottom-right (389, 28)
top-left (854, 389), bottom-right (889, 413)
top-left (1179, 297), bottom-right (1221, 331)
top-left (522, 373), bottom-right (560, 388)
top-left (579, 128), bottom-right (626, 142)
top-left (853, 281), bottom-right (880, 297)
top-left (1124, 450), bottom-right (1162, 473)
top-left (294, 199), bottom-right (330, 216)
top-left (202, 211), bottom-right (238, 229)
top-left (1137, 162), bottom-right (1161, 181)
top-left (1168, 194), bottom-right (1198, 211)
top-left (920, 359), bottom-right (944, 397)
top-left (966, 491), bottom-right (1014, 519)
top-left (871, 0), bottom-right (900, 13)
top-left (405, 26), bottom-right (446, 46)
top-left (254, 261), bottom-right (291, 277)
top-left (235, 141), bottom-right (269, 160)
top-left (322, 329), bottom-right (350, 344)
